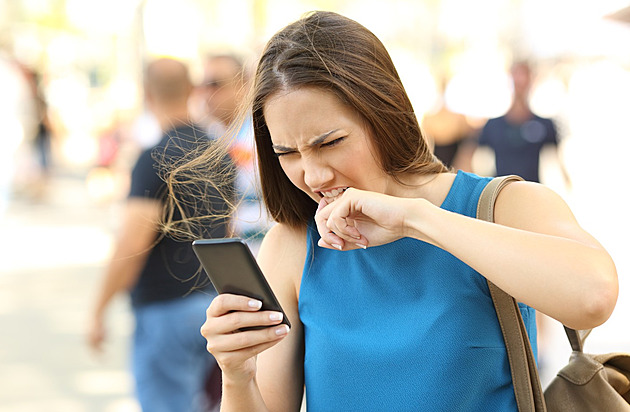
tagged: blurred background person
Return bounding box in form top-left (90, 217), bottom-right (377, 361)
top-left (421, 76), bottom-right (477, 172)
top-left (200, 54), bottom-right (247, 133)
top-left (200, 54), bottom-right (272, 254)
top-left (475, 60), bottom-right (571, 186)
top-left (0, 54), bottom-right (27, 216)
top-left (87, 57), bottom-right (229, 412)
top-left (0, 53), bottom-right (50, 211)
top-left (27, 69), bottom-right (54, 200)
top-left (475, 59), bottom-right (573, 381)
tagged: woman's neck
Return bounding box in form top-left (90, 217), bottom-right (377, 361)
top-left (388, 172), bottom-right (455, 207)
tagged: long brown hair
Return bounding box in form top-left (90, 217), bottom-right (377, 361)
top-left (252, 11), bottom-right (447, 228)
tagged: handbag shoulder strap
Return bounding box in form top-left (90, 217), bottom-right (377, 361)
top-left (477, 175), bottom-right (547, 412)
top-left (476, 175), bottom-right (522, 222)
top-left (565, 326), bottom-right (592, 353)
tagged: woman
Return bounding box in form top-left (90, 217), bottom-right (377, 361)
top-left (196, 11), bottom-right (617, 411)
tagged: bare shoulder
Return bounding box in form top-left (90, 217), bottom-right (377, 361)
top-left (260, 222), bottom-right (308, 249)
top-left (256, 223), bottom-right (308, 295)
top-left (494, 181), bottom-right (601, 248)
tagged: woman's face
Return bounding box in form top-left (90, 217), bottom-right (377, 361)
top-left (263, 87), bottom-right (390, 203)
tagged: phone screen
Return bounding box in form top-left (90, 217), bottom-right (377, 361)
top-left (192, 238), bottom-right (291, 329)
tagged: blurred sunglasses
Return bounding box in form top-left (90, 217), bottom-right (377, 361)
top-left (203, 78), bottom-right (230, 89)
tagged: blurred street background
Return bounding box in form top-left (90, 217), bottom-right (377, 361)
top-left (1, 0), bottom-right (630, 411)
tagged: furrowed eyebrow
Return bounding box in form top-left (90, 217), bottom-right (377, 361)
top-left (271, 144), bottom-right (294, 152)
top-left (271, 129), bottom-right (340, 152)
top-left (308, 129), bottom-right (339, 146)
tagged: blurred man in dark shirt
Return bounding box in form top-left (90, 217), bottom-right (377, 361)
top-left (88, 58), bottom-right (230, 412)
top-left (478, 61), bottom-right (570, 184)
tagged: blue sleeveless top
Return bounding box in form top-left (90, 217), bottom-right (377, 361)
top-left (299, 171), bottom-right (537, 411)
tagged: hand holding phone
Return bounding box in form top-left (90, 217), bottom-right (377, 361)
top-left (192, 238), bottom-right (291, 330)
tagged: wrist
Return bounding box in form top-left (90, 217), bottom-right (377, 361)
top-left (222, 368), bottom-right (257, 388)
top-left (221, 373), bottom-right (270, 412)
top-left (92, 301), bottom-right (108, 319)
top-left (403, 198), bottom-right (439, 245)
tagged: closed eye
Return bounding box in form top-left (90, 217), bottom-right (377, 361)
top-left (273, 150), bottom-right (296, 158)
top-left (273, 136), bottom-right (346, 157)
top-left (321, 136), bottom-right (345, 148)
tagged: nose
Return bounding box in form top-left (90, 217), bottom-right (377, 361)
top-left (302, 153), bottom-right (334, 191)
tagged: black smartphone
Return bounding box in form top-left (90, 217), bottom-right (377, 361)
top-left (192, 238), bottom-right (291, 329)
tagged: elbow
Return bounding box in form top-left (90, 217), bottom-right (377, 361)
top-left (572, 265), bottom-right (619, 329)
top-left (583, 288), bottom-right (617, 329)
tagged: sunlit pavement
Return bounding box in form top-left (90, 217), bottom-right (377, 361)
top-left (0, 173), bottom-right (140, 412)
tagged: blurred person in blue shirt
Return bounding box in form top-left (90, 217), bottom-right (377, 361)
top-left (201, 54), bottom-right (273, 255)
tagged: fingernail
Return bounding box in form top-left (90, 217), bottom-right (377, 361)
top-left (317, 197), bottom-right (327, 211)
top-left (275, 325), bottom-right (290, 336)
top-left (332, 243), bottom-right (343, 250)
top-left (354, 243), bottom-right (367, 249)
top-left (248, 300), bottom-right (262, 309)
top-left (269, 312), bottom-right (283, 321)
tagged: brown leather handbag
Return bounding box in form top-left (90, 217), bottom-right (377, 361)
top-left (477, 175), bottom-right (630, 412)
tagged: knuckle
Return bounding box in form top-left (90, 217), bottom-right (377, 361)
top-left (232, 331), bottom-right (253, 349)
top-left (229, 312), bottom-right (261, 332)
top-left (266, 326), bottom-right (277, 339)
top-left (209, 294), bottom-right (224, 311)
top-left (326, 219), bottom-right (335, 230)
top-left (229, 313), bottom-right (246, 330)
top-left (200, 322), bottom-right (211, 338)
top-left (205, 337), bottom-right (218, 354)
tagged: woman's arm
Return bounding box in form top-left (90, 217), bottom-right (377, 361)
top-left (420, 182), bottom-right (618, 329)
top-left (201, 223), bottom-right (306, 412)
top-left (255, 224), bottom-right (307, 411)
top-left (88, 198), bottom-right (161, 353)
top-left (418, 181), bottom-right (617, 329)
top-left (315, 182), bottom-right (618, 330)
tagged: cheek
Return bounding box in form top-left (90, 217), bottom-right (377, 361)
top-left (342, 146), bottom-right (373, 171)
top-left (278, 159), bottom-right (304, 188)
top-left (279, 159), bottom-right (320, 201)
top-left (345, 147), bottom-right (385, 184)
